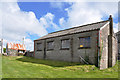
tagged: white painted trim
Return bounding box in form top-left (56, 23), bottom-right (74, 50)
top-left (100, 22), bottom-right (110, 30)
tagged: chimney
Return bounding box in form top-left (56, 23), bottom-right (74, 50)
top-left (109, 15), bottom-right (113, 36)
top-left (108, 15), bottom-right (113, 67)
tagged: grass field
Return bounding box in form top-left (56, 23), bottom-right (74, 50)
top-left (2, 56), bottom-right (119, 78)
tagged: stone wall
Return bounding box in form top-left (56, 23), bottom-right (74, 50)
top-left (99, 23), bottom-right (110, 69)
top-left (116, 31), bottom-right (120, 59)
top-left (99, 23), bottom-right (118, 69)
top-left (34, 40), bottom-right (45, 59)
top-left (112, 36), bottom-right (118, 66)
top-left (25, 51), bottom-right (34, 57)
top-left (118, 43), bottom-right (120, 59)
top-left (34, 30), bottom-right (99, 65)
top-left (7, 49), bottom-right (18, 56)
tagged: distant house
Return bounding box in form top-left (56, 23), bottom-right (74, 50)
top-left (6, 43), bottom-right (26, 56)
top-left (34, 15), bottom-right (118, 70)
top-left (0, 39), bottom-right (3, 53)
top-left (24, 51), bottom-right (34, 57)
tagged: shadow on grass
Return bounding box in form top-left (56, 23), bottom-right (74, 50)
top-left (16, 56), bottom-right (85, 67)
top-left (2, 78), bottom-right (118, 80)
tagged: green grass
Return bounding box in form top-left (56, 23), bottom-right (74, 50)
top-left (2, 56), bottom-right (119, 78)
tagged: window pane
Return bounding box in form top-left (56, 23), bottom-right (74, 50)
top-left (47, 41), bottom-right (54, 50)
top-left (61, 39), bottom-right (70, 49)
top-left (79, 37), bottom-right (90, 48)
top-left (37, 43), bottom-right (42, 51)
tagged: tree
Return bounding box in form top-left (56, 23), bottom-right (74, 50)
top-left (3, 48), bottom-right (6, 53)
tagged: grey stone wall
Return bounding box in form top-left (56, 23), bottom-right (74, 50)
top-left (99, 24), bottom-right (110, 70)
top-left (116, 32), bottom-right (120, 59)
top-left (118, 43), bottom-right (120, 59)
top-left (99, 22), bottom-right (118, 69)
top-left (112, 36), bottom-right (118, 66)
top-left (7, 49), bottom-right (18, 56)
top-left (72, 31), bottom-right (99, 65)
top-left (34, 40), bottom-right (45, 59)
top-left (99, 23), bottom-right (118, 70)
top-left (45, 35), bottom-right (72, 62)
top-left (34, 30), bottom-right (99, 65)
top-left (25, 51), bottom-right (34, 57)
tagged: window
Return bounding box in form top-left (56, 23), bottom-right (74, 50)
top-left (79, 37), bottom-right (90, 48)
top-left (37, 43), bottom-right (42, 51)
top-left (61, 39), bottom-right (70, 49)
top-left (47, 41), bottom-right (54, 50)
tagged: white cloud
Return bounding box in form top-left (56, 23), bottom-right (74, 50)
top-left (39, 13), bottom-right (55, 28)
top-left (39, 13), bottom-right (60, 30)
top-left (50, 2), bottom-right (64, 10)
top-left (59, 2), bottom-right (118, 31)
top-left (24, 38), bottom-right (34, 51)
top-left (1, 2), bottom-right (61, 51)
top-left (113, 22), bottom-right (119, 33)
top-left (59, 17), bottom-right (66, 26)
top-left (1, 2), bottom-right (49, 51)
top-left (65, 2), bottom-right (102, 27)
top-left (1, 1), bottom-right (118, 51)
top-left (2, 2), bottom-right (48, 38)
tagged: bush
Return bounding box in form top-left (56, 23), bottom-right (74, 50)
top-left (3, 48), bottom-right (6, 53)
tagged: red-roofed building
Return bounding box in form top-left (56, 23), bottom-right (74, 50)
top-left (6, 43), bottom-right (26, 56)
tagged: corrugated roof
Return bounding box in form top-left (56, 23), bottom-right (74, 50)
top-left (7, 43), bottom-right (26, 50)
top-left (35, 20), bottom-right (109, 40)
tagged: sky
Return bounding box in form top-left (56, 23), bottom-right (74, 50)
top-left (0, 0), bottom-right (119, 51)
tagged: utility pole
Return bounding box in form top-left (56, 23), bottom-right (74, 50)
top-left (22, 37), bottom-right (25, 45)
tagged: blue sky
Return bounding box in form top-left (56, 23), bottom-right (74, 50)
top-left (17, 2), bottom-right (72, 40)
top-left (17, 2), bottom-right (118, 41)
top-left (18, 2), bottom-right (71, 28)
top-left (18, 2), bottom-right (70, 23)
top-left (17, 2), bottom-right (118, 40)
top-left (2, 2), bottom-right (118, 50)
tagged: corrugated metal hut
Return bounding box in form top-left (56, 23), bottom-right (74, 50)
top-left (6, 43), bottom-right (26, 56)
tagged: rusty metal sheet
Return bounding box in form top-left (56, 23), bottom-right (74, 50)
top-left (7, 43), bottom-right (26, 50)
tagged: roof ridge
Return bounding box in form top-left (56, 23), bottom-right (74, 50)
top-left (48, 20), bottom-right (109, 34)
top-left (35, 19), bottom-right (109, 41)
